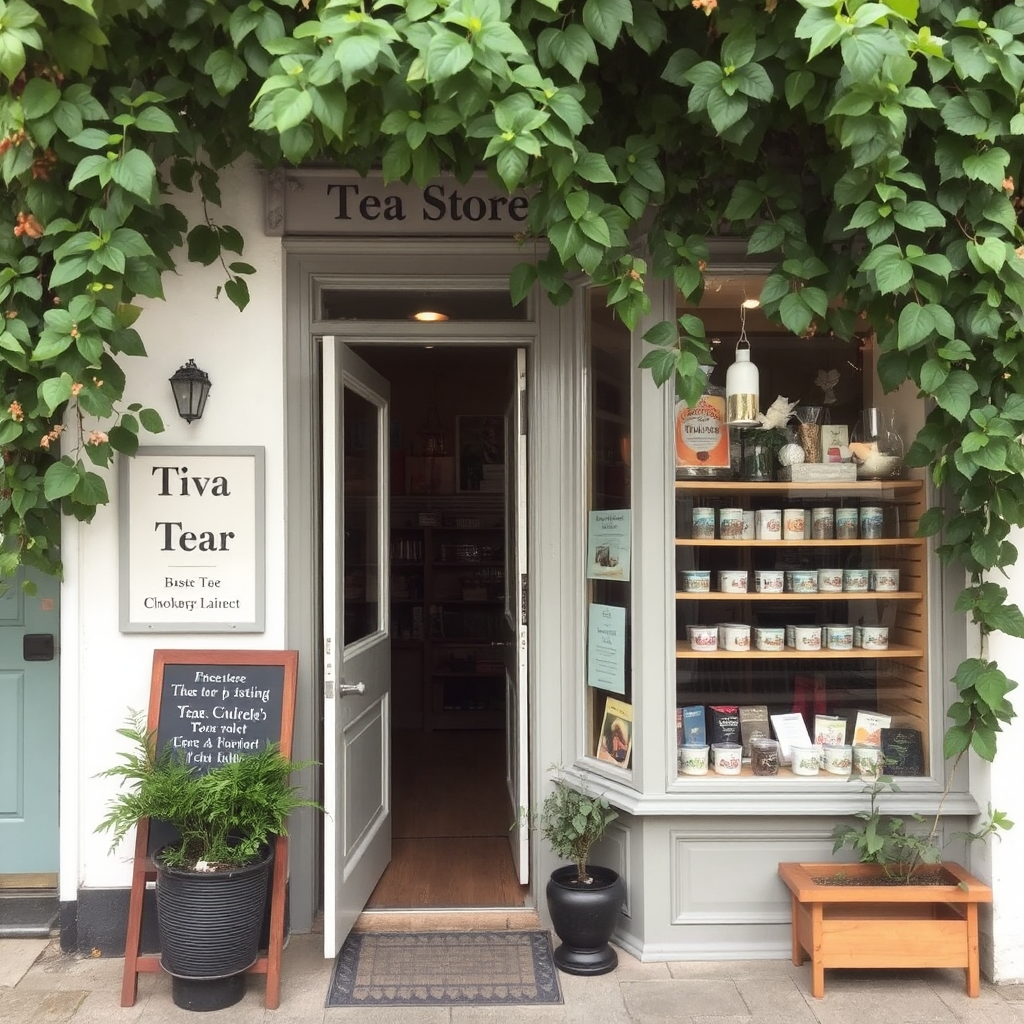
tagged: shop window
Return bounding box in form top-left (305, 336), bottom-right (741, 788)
top-left (673, 284), bottom-right (930, 780)
top-left (585, 288), bottom-right (634, 769)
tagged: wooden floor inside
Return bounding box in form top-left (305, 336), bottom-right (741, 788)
top-left (364, 728), bottom-right (530, 910)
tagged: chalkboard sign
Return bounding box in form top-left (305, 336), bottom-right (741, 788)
top-left (148, 649), bottom-right (296, 761)
top-left (146, 650), bottom-right (297, 856)
top-left (122, 649), bottom-right (298, 1010)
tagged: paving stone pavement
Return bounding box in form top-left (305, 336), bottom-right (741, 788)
top-left (3, 934), bottom-right (1024, 1023)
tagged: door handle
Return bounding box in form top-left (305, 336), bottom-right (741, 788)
top-left (337, 681), bottom-right (366, 696)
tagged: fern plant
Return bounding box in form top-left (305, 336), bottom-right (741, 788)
top-left (538, 770), bottom-right (618, 885)
top-left (96, 711), bottom-right (320, 870)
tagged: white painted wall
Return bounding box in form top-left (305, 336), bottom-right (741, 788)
top-left (980, 525), bottom-right (1024, 983)
top-left (61, 162), bottom-right (285, 894)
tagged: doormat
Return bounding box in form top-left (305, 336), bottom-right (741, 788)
top-left (326, 930), bottom-right (563, 1007)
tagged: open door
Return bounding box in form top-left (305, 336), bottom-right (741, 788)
top-left (321, 339), bottom-right (392, 956)
top-left (503, 349), bottom-right (529, 883)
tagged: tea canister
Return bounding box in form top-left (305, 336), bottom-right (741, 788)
top-left (789, 570), bottom-right (818, 593)
top-left (688, 625), bottom-right (719, 651)
top-left (824, 624), bottom-right (853, 650)
top-left (859, 505), bottom-right (884, 539)
top-left (862, 626), bottom-right (889, 650)
top-left (823, 744), bottom-right (853, 776)
top-left (869, 568), bottom-right (900, 592)
top-left (711, 743), bottom-right (742, 775)
top-left (754, 626), bottom-right (785, 652)
top-left (681, 570), bottom-right (711, 593)
top-left (835, 507), bottom-right (859, 539)
top-left (853, 744), bottom-right (882, 776)
top-left (790, 745), bottom-right (822, 776)
top-left (790, 625), bottom-right (822, 651)
top-left (783, 508), bottom-right (805, 540)
top-left (755, 509), bottom-right (782, 540)
top-left (718, 507), bottom-right (744, 539)
top-left (678, 744), bottom-right (710, 776)
top-left (843, 568), bottom-right (869, 592)
top-left (718, 623), bottom-right (751, 651)
top-left (717, 569), bottom-right (749, 593)
top-left (811, 507), bottom-right (834, 539)
top-left (817, 569), bottom-right (843, 593)
top-left (692, 507), bottom-right (716, 539)
top-left (754, 570), bottom-right (784, 593)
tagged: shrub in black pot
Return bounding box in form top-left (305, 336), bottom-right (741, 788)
top-left (96, 711), bottom-right (319, 1010)
top-left (538, 769), bottom-right (624, 976)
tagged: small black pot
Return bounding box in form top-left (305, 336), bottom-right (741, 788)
top-left (546, 864), bottom-right (624, 976)
top-left (155, 847), bottom-right (273, 1010)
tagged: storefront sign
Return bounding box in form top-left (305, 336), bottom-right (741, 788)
top-left (267, 168), bottom-right (530, 237)
top-left (119, 447), bottom-right (265, 633)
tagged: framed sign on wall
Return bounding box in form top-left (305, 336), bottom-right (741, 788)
top-left (119, 446), bottom-right (265, 633)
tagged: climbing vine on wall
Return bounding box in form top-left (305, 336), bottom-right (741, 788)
top-left (0, 0), bottom-right (1021, 761)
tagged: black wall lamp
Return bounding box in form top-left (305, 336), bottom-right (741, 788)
top-left (169, 359), bottom-right (212, 423)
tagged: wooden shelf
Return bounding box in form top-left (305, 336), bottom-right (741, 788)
top-left (676, 480), bottom-right (924, 496)
top-left (675, 591), bottom-right (921, 601)
top-left (676, 642), bottom-right (924, 659)
top-left (676, 538), bottom-right (924, 548)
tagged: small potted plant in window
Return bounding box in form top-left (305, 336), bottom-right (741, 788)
top-left (537, 767), bottom-right (624, 976)
top-left (96, 711), bottom-right (319, 1011)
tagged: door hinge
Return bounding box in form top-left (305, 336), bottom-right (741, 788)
top-left (521, 572), bottom-right (528, 627)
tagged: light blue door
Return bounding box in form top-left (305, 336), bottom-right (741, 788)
top-left (0, 569), bottom-right (60, 881)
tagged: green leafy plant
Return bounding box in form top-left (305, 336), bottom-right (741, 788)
top-left (831, 774), bottom-right (1013, 884)
top-left (537, 768), bottom-right (618, 885)
top-left (1, 0), bottom-right (1023, 769)
top-left (95, 710), bottom-right (320, 870)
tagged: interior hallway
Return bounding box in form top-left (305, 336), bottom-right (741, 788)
top-left (364, 728), bottom-right (529, 909)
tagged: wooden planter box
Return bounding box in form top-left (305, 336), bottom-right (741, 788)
top-left (777, 861), bottom-right (992, 998)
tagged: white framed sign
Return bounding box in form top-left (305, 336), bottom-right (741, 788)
top-left (119, 446), bottom-right (265, 633)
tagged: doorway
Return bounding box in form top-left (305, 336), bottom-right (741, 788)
top-left (350, 344), bottom-right (529, 912)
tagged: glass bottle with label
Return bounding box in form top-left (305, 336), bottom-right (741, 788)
top-left (674, 367), bottom-right (732, 478)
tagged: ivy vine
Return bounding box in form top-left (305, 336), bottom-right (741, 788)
top-left (0, 0), bottom-right (1020, 763)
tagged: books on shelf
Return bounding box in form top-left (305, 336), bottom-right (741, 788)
top-left (678, 705), bottom-right (706, 747)
top-left (739, 705), bottom-right (769, 759)
top-left (709, 705), bottom-right (740, 746)
top-left (596, 697), bottom-right (633, 768)
top-left (853, 710), bottom-right (892, 747)
top-left (771, 712), bottom-right (813, 765)
top-left (814, 714), bottom-right (846, 747)
top-left (881, 727), bottom-right (924, 776)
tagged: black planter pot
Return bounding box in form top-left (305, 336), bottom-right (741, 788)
top-left (546, 864), bottom-right (625, 976)
top-left (155, 847), bottom-right (273, 1011)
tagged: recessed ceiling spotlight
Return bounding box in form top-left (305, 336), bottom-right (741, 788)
top-left (741, 298), bottom-right (761, 309)
top-left (412, 310), bottom-right (449, 322)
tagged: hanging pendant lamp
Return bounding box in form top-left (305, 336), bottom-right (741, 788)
top-left (725, 301), bottom-right (761, 427)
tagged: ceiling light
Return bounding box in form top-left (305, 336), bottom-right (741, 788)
top-left (412, 310), bottom-right (449, 322)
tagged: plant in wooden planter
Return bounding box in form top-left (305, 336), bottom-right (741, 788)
top-left (779, 775), bottom-right (1012, 999)
top-left (534, 767), bottom-right (624, 977)
top-left (96, 711), bottom-right (320, 1011)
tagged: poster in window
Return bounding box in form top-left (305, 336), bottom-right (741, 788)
top-left (596, 697), bottom-right (633, 769)
top-left (586, 509), bottom-right (631, 581)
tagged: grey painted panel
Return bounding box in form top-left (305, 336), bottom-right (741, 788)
top-left (669, 830), bottom-right (836, 925)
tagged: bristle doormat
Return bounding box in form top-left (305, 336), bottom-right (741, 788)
top-left (326, 930), bottom-right (563, 1007)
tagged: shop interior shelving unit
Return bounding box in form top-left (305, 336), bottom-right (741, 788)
top-left (391, 496), bottom-right (506, 730)
top-left (675, 477), bottom-right (928, 777)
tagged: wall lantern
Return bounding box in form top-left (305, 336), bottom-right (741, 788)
top-left (169, 359), bottom-right (212, 423)
top-left (725, 300), bottom-right (761, 427)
